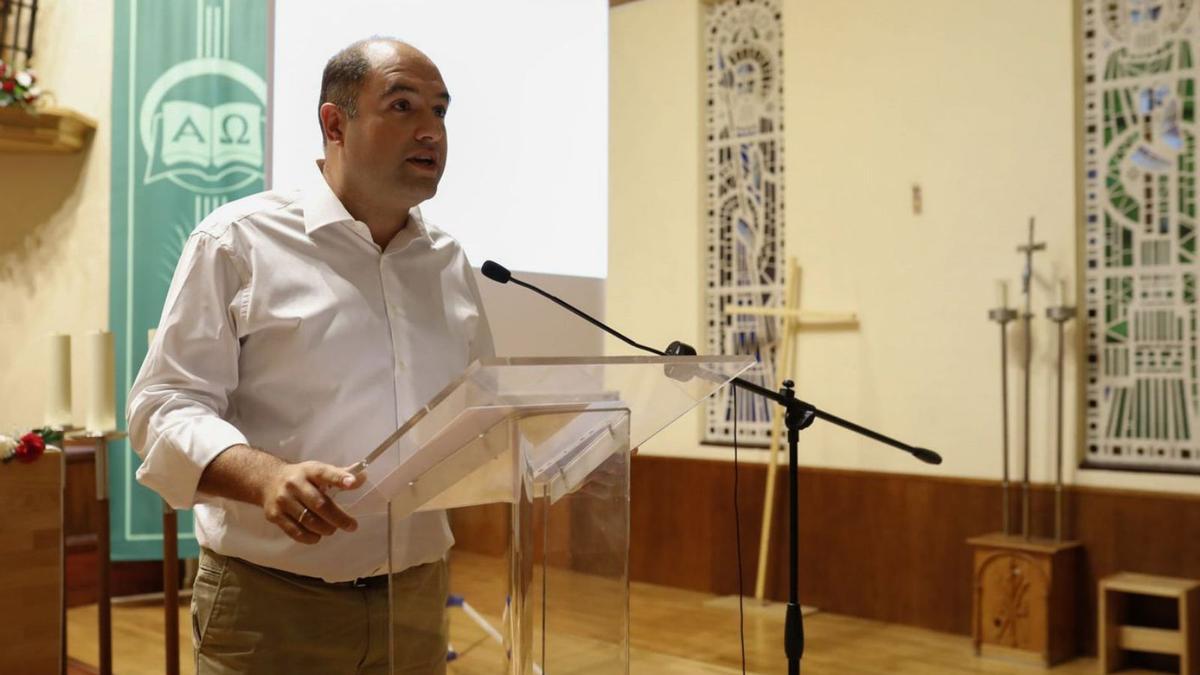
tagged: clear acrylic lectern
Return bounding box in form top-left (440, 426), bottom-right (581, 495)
top-left (337, 355), bottom-right (753, 674)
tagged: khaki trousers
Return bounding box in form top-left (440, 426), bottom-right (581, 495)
top-left (192, 548), bottom-right (448, 674)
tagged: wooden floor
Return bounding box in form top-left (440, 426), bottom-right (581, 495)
top-left (68, 551), bottom-right (1102, 674)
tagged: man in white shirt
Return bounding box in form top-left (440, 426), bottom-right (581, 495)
top-left (127, 38), bottom-right (492, 674)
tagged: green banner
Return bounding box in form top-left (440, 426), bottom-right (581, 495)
top-left (109, 0), bottom-right (268, 560)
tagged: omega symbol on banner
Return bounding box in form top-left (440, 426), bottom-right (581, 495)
top-left (139, 58), bottom-right (266, 195)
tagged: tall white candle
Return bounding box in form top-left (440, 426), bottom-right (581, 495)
top-left (147, 328), bottom-right (157, 347)
top-left (45, 333), bottom-right (72, 426)
top-left (1058, 280), bottom-right (1067, 307)
top-left (82, 330), bottom-right (116, 434)
top-left (997, 280), bottom-right (1008, 309)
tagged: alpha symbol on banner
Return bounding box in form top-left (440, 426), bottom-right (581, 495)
top-left (172, 115), bottom-right (204, 143)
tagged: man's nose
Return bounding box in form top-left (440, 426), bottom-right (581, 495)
top-left (415, 114), bottom-right (444, 143)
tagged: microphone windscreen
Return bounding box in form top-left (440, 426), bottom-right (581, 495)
top-left (481, 260), bottom-right (511, 284)
top-left (911, 447), bottom-right (943, 465)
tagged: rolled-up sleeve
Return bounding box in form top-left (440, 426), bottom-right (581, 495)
top-left (127, 228), bottom-right (249, 509)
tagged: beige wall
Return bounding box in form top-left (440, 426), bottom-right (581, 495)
top-left (0, 0), bottom-right (113, 431)
top-left (5, 0), bottom-right (1197, 495)
top-left (608, 0), bottom-right (1200, 494)
top-left (608, 0), bottom-right (706, 455)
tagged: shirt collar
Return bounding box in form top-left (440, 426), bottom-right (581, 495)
top-left (302, 161), bottom-right (434, 245)
top-left (301, 167), bottom-right (356, 235)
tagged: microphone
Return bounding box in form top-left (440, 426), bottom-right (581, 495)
top-left (481, 260), bottom-right (511, 284)
top-left (481, 260), bottom-right (667, 357)
top-left (911, 448), bottom-right (943, 465)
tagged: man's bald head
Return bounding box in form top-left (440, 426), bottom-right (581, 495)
top-left (317, 37), bottom-right (434, 145)
top-left (316, 36), bottom-right (450, 230)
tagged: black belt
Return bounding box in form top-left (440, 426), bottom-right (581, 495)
top-left (342, 574), bottom-right (389, 589)
top-left (284, 568), bottom-right (389, 590)
top-left (213, 549), bottom-right (389, 590)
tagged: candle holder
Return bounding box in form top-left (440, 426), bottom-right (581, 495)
top-left (1046, 303), bottom-right (1077, 541)
top-left (988, 305), bottom-right (1018, 534)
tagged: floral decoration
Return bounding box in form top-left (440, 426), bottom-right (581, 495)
top-left (0, 427), bottom-right (62, 464)
top-left (0, 59), bottom-right (42, 110)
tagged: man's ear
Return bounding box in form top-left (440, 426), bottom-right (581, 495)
top-left (319, 102), bottom-right (346, 145)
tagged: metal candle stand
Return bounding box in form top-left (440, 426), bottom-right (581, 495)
top-left (988, 217), bottom-right (1079, 542)
top-left (986, 305), bottom-right (1018, 535)
top-left (1046, 303), bottom-right (1077, 540)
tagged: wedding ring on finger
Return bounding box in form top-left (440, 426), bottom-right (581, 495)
top-left (298, 507), bottom-right (311, 524)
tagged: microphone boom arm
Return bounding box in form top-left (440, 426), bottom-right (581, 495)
top-left (725, 375), bottom-right (941, 465)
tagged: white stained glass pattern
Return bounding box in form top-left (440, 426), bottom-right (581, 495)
top-left (1083, 0), bottom-right (1200, 473)
top-left (703, 0), bottom-right (785, 447)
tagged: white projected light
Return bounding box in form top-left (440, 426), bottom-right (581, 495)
top-left (271, 1), bottom-right (608, 279)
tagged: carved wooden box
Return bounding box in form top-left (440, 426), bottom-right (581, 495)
top-left (968, 533), bottom-right (1081, 666)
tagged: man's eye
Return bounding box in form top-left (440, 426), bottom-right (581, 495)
top-left (393, 99), bottom-right (410, 111)
top-left (434, 107), bottom-right (447, 119)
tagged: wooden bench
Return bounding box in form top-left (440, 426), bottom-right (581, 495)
top-left (1101, 572), bottom-right (1199, 674)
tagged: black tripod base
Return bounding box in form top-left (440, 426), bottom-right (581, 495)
top-left (785, 601), bottom-right (804, 672)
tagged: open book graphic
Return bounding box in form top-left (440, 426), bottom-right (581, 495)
top-left (159, 100), bottom-right (263, 169)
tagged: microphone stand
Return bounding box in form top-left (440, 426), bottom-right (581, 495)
top-left (736, 374), bottom-right (814, 674)
top-left (668, 342), bottom-right (939, 675)
top-left (480, 261), bottom-right (942, 674)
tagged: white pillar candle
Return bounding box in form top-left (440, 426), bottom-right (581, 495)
top-left (1058, 280), bottom-right (1067, 307)
top-left (82, 330), bottom-right (116, 434)
top-left (147, 328), bottom-right (157, 347)
top-left (997, 280), bottom-right (1008, 309)
top-left (45, 333), bottom-right (72, 426)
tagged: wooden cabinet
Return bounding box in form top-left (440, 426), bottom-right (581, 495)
top-left (0, 450), bottom-right (64, 674)
top-left (968, 533), bottom-right (1081, 666)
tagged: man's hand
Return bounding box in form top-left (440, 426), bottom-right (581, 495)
top-left (197, 444), bottom-right (365, 545)
top-left (260, 461), bottom-right (365, 544)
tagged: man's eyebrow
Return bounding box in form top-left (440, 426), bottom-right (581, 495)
top-left (380, 81), bottom-right (451, 103)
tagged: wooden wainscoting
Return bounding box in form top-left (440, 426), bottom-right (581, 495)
top-left (622, 456), bottom-right (1200, 656)
top-left (447, 455), bottom-right (1200, 657)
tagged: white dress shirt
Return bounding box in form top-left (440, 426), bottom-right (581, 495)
top-left (127, 174), bottom-right (494, 581)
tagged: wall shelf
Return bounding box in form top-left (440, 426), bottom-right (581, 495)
top-left (0, 106), bottom-right (97, 153)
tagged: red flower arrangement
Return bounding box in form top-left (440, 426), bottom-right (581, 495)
top-left (0, 427), bottom-right (62, 464)
top-left (0, 58), bottom-right (42, 110)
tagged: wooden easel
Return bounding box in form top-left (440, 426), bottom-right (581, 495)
top-left (723, 257), bottom-right (858, 601)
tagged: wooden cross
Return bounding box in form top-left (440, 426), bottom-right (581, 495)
top-left (722, 256), bottom-right (859, 602)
